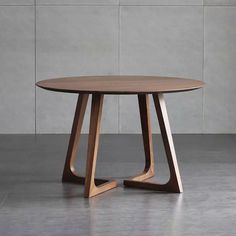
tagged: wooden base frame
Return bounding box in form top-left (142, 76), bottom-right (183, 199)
top-left (62, 93), bottom-right (117, 198)
top-left (123, 93), bottom-right (183, 193)
top-left (62, 92), bottom-right (182, 198)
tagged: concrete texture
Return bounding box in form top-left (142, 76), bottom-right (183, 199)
top-left (0, 2), bottom-right (236, 134)
top-left (120, 0), bottom-right (203, 5)
top-left (0, 134), bottom-right (236, 235)
top-left (0, 0), bottom-right (34, 5)
top-left (204, 0), bottom-right (236, 5)
top-left (204, 6), bottom-right (236, 133)
top-left (36, 6), bottom-right (119, 133)
top-left (0, 6), bottom-right (35, 133)
top-left (36, 0), bottom-right (119, 5)
top-left (119, 6), bottom-right (203, 133)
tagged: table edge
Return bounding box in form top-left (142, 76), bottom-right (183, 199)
top-left (36, 82), bottom-right (204, 94)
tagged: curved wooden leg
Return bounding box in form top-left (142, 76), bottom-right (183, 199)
top-left (125, 94), bottom-right (155, 182)
top-left (62, 93), bottom-right (89, 183)
top-left (153, 93), bottom-right (183, 192)
top-left (124, 93), bottom-right (183, 193)
top-left (84, 94), bottom-right (117, 198)
top-left (62, 93), bottom-right (111, 186)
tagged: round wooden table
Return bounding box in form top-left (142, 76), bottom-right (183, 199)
top-left (36, 76), bottom-right (204, 198)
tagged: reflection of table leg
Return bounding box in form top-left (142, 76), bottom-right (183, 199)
top-left (62, 94), bottom-right (117, 198)
top-left (124, 93), bottom-right (183, 193)
top-left (84, 94), bottom-right (117, 198)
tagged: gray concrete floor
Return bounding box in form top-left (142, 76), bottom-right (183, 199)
top-left (0, 134), bottom-right (236, 236)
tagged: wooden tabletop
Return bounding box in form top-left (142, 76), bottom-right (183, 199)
top-left (36, 75), bottom-right (204, 94)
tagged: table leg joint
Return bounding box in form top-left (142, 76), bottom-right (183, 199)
top-left (124, 93), bottom-right (183, 194)
top-left (84, 94), bottom-right (118, 198)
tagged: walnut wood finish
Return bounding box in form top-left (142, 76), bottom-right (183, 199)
top-left (124, 93), bottom-right (183, 193)
top-left (153, 93), bottom-right (183, 192)
top-left (61, 94), bottom-right (88, 184)
top-left (62, 93), bottom-right (117, 197)
top-left (36, 75), bottom-right (204, 94)
top-left (126, 94), bottom-right (155, 182)
top-left (36, 76), bottom-right (204, 197)
top-left (84, 94), bottom-right (117, 198)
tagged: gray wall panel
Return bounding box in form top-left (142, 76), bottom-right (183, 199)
top-left (0, 6), bottom-right (35, 133)
top-left (204, 7), bottom-right (236, 133)
top-left (120, 0), bottom-right (203, 5)
top-left (204, 0), bottom-right (236, 5)
top-left (36, 6), bottom-right (119, 133)
top-left (120, 6), bottom-right (203, 133)
top-left (36, 0), bottom-right (118, 5)
top-left (0, 3), bottom-right (235, 134)
top-left (0, 0), bottom-right (34, 5)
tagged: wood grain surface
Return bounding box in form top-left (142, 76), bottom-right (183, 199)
top-left (36, 75), bottom-right (204, 94)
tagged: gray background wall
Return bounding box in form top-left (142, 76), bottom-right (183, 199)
top-left (0, 0), bottom-right (235, 134)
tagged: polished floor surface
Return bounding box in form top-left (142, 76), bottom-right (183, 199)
top-left (0, 134), bottom-right (236, 236)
